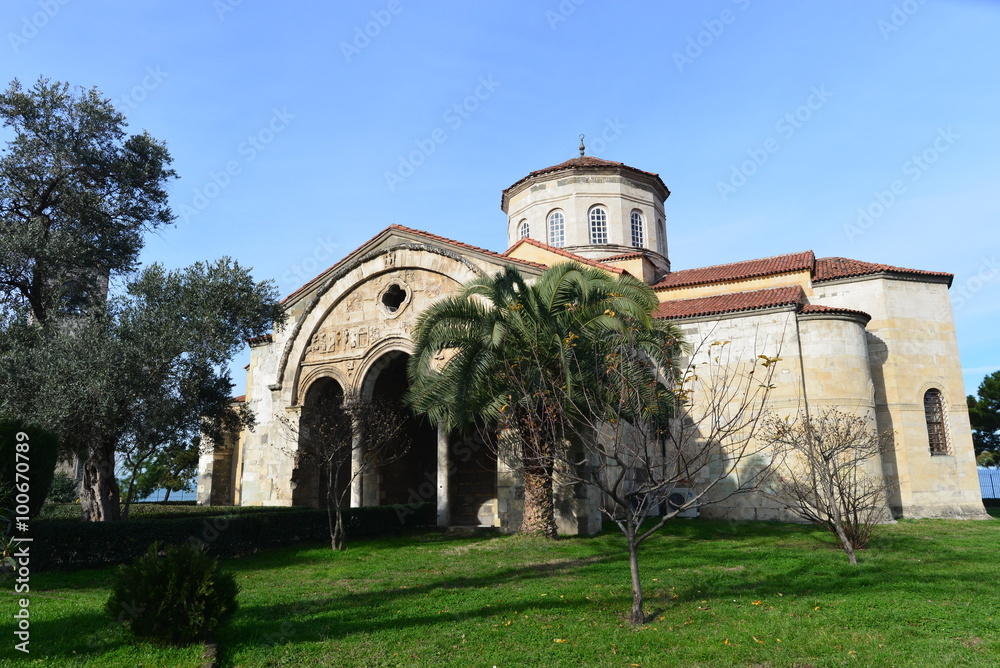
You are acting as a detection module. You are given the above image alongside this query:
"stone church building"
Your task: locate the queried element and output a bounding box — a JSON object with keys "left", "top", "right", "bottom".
{"left": 197, "top": 152, "right": 987, "bottom": 530}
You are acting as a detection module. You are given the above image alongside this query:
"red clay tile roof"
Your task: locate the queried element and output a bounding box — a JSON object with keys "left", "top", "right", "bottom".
{"left": 653, "top": 251, "right": 815, "bottom": 290}
{"left": 654, "top": 286, "right": 805, "bottom": 320}
{"left": 231, "top": 395, "right": 246, "bottom": 403}
{"left": 798, "top": 303, "right": 871, "bottom": 322}
{"left": 523, "top": 156, "right": 663, "bottom": 181}
{"left": 390, "top": 225, "right": 547, "bottom": 270}
{"left": 502, "top": 156, "right": 669, "bottom": 209}
{"left": 282, "top": 225, "right": 547, "bottom": 303}
{"left": 503, "top": 237, "right": 626, "bottom": 274}
{"left": 601, "top": 251, "right": 648, "bottom": 262}
{"left": 814, "top": 257, "right": 953, "bottom": 285}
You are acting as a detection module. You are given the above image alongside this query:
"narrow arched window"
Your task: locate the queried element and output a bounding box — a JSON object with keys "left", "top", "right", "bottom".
{"left": 630, "top": 210, "right": 644, "bottom": 248}
{"left": 547, "top": 210, "right": 565, "bottom": 247}
{"left": 518, "top": 220, "right": 529, "bottom": 239}
{"left": 589, "top": 206, "right": 608, "bottom": 244}
{"left": 924, "top": 389, "right": 950, "bottom": 455}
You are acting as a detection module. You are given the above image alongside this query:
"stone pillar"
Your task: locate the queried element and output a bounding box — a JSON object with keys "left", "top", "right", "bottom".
{"left": 350, "top": 424, "right": 363, "bottom": 508}
{"left": 196, "top": 449, "right": 214, "bottom": 506}
{"left": 437, "top": 422, "right": 450, "bottom": 526}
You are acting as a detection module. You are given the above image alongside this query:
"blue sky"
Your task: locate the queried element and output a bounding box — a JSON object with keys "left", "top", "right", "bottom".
{"left": 4, "top": 0, "right": 998, "bottom": 395}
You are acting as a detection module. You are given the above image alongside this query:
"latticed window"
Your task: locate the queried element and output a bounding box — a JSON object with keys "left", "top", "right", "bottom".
{"left": 547, "top": 210, "right": 565, "bottom": 247}
{"left": 924, "top": 389, "right": 949, "bottom": 455}
{"left": 589, "top": 206, "right": 608, "bottom": 244}
{"left": 630, "top": 210, "right": 644, "bottom": 248}
{"left": 518, "top": 220, "right": 529, "bottom": 239}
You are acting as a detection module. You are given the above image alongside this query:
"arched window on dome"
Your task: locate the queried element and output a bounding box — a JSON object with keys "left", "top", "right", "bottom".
{"left": 547, "top": 210, "right": 565, "bottom": 247}
{"left": 589, "top": 206, "right": 608, "bottom": 244}
{"left": 923, "top": 388, "right": 950, "bottom": 455}
{"left": 630, "top": 210, "right": 644, "bottom": 248}
{"left": 518, "top": 220, "right": 529, "bottom": 240}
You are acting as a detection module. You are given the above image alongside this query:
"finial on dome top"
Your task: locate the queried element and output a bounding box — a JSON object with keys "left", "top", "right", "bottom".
{"left": 579, "top": 134, "right": 585, "bottom": 157}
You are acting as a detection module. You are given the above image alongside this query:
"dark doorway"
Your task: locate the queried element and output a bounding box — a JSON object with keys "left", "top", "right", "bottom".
{"left": 293, "top": 377, "right": 349, "bottom": 508}
{"left": 368, "top": 353, "right": 437, "bottom": 506}
{"left": 450, "top": 430, "right": 498, "bottom": 526}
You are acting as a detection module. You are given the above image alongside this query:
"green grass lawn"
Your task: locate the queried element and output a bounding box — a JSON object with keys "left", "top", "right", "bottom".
{"left": 3, "top": 516, "right": 999, "bottom": 667}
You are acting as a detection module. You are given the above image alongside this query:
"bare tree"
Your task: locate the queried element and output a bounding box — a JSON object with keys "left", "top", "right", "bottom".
{"left": 499, "top": 332, "right": 784, "bottom": 625}
{"left": 760, "top": 408, "right": 894, "bottom": 564}
{"left": 279, "top": 390, "right": 410, "bottom": 551}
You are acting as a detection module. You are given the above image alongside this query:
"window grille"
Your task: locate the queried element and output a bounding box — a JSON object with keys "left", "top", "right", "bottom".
{"left": 924, "top": 389, "right": 949, "bottom": 455}
{"left": 630, "top": 210, "right": 644, "bottom": 247}
{"left": 589, "top": 206, "right": 608, "bottom": 244}
{"left": 547, "top": 210, "right": 565, "bottom": 247}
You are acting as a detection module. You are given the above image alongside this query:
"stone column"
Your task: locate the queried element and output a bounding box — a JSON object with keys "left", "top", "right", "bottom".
{"left": 437, "top": 422, "right": 450, "bottom": 526}
{"left": 350, "top": 422, "right": 363, "bottom": 508}
{"left": 195, "top": 449, "right": 214, "bottom": 506}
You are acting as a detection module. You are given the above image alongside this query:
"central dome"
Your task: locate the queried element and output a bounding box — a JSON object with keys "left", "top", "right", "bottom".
{"left": 501, "top": 155, "right": 670, "bottom": 273}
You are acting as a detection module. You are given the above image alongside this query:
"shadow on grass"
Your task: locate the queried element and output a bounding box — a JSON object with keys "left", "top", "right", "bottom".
{"left": 18, "top": 517, "right": 997, "bottom": 665}
{"left": 215, "top": 552, "right": 614, "bottom": 666}
{"left": 5, "top": 608, "right": 201, "bottom": 665}
{"left": 212, "top": 519, "right": 989, "bottom": 665}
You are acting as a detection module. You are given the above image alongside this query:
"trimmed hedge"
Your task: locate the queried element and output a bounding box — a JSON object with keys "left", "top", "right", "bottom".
{"left": 33, "top": 503, "right": 436, "bottom": 571}
{"left": 38, "top": 502, "right": 291, "bottom": 521}
{"left": 0, "top": 418, "right": 60, "bottom": 519}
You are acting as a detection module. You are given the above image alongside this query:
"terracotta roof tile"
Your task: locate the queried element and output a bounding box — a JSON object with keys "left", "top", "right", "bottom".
{"left": 653, "top": 251, "right": 815, "bottom": 290}
{"left": 601, "top": 251, "right": 647, "bottom": 262}
{"left": 798, "top": 303, "right": 872, "bottom": 322}
{"left": 231, "top": 395, "right": 246, "bottom": 403}
{"left": 653, "top": 286, "right": 805, "bottom": 320}
{"left": 247, "top": 334, "right": 273, "bottom": 346}
{"left": 282, "top": 225, "right": 547, "bottom": 303}
{"left": 814, "top": 257, "right": 953, "bottom": 284}
{"left": 503, "top": 238, "right": 626, "bottom": 274}
{"left": 389, "top": 225, "right": 547, "bottom": 270}
{"left": 520, "top": 156, "right": 663, "bottom": 182}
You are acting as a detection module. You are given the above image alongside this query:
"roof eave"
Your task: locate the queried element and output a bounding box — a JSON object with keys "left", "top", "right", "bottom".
{"left": 501, "top": 164, "right": 670, "bottom": 212}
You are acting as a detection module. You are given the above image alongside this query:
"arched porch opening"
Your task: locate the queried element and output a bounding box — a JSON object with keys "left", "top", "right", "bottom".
{"left": 292, "top": 376, "right": 349, "bottom": 508}
{"left": 362, "top": 351, "right": 438, "bottom": 507}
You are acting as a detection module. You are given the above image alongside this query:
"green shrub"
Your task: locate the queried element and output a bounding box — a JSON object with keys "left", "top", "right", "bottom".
{"left": 46, "top": 471, "right": 79, "bottom": 503}
{"left": 105, "top": 541, "right": 238, "bottom": 645}
{"left": 0, "top": 418, "right": 60, "bottom": 519}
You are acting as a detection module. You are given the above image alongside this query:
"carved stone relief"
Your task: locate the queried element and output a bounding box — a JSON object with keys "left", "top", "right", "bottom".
{"left": 301, "top": 268, "right": 459, "bottom": 366}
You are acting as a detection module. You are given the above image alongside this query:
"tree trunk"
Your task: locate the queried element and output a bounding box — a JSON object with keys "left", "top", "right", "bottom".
{"left": 334, "top": 506, "right": 345, "bottom": 551}
{"left": 120, "top": 475, "right": 137, "bottom": 520}
{"left": 327, "top": 468, "right": 346, "bottom": 551}
{"left": 833, "top": 521, "right": 857, "bottom": 565}
{"left": 822, "top": 465, "right": 857, "bottom": 565}
{"left": 520, "top": 464, "right": 557, "bottom": 538}
{"left": 80, "top": 446, "right": 121, "bottom": 522}
{"left": 163, "top": 487, "right": 171, "bottom": 502}
{"left": 627, "top": 527, "right": 646, "bottom": 625}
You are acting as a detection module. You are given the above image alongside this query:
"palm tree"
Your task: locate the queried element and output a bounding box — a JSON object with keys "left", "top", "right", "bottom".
{"left": 406, "top": 262, "right": 683, "bottom": 537}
